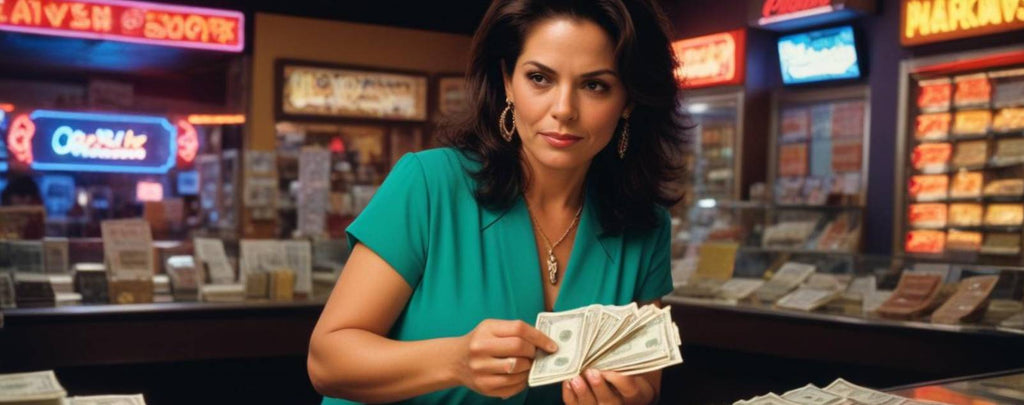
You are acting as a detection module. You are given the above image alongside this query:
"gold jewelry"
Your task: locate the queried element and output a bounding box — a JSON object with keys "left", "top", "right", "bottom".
{"left": 617, "top": 115, "right": 630, "bottom": 159}
{"left": 525, "top": 198, "right": 584, "bottom": 285}
{"left": 499, "top": 100, "right": 515, "bottom": 142}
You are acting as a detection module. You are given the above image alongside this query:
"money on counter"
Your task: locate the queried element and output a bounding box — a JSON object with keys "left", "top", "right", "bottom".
{"left": 756, "top": 262, "right": 816, "bottom": 302}
{"left": 824, "top": 378, "right": 902, "bottom": 405}
{"left": 775, "top": 288, "right": 839, "bottom": 312}
{"left": 719, "top": 278, "right": 765, "bottom": 301}
{"left": 528, "top": 303, "right": 682, "bottom": 387}
{"left": 781, "top": 384, "right": 844, "bottom": 405}
{"left": 69, "top": 394, "right": 147, "bottom": 405}
{"left": 734, "top": 378, "right": 959, "bottom": 405}
{"left": 0, "top": 370, "right": 66, "bottom": 405}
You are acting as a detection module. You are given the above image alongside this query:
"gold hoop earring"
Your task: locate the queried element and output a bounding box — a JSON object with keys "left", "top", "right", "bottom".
{"left": 499, "top": 100, "right": 515, "bottom": 142}
{"left": 617, "top": 117, "right": 630, "bottom": 159}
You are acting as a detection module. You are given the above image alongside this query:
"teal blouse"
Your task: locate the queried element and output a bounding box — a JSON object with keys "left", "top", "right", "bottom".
{"left": 323, "top": 148, "right": 673, "bottom": 405}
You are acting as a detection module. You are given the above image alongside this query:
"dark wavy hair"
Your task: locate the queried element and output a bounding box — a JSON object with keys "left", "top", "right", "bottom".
{"left": 439, "top": 0, "right": 688, "bottom": 235}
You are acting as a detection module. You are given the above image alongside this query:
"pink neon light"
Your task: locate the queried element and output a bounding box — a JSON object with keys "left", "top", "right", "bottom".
{"left": 136, "top": 181, "right": 164, "bottom": 202}
{"left": 0, "top": 0, "right": 244, "bottom": 53}
{"left": 176, "top": 119, "right": 198, "bottom": 165}
{"left": 8, "top": 114, "right": 35, "bottom": 165}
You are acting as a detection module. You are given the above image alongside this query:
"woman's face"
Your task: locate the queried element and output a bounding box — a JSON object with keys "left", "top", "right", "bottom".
{"left": 504, "top": 17, "right": 629, "bottom": 172}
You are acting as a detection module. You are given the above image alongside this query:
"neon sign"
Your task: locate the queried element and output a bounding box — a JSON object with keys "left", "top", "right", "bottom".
{"left": 901, "top": 0, "right": 1024, "bottom": 46}
{"left": 175, "top": 119, "right": 197, "bottom": 165}
{"left": 778, "top": 25, "right": 862, "bottom": 85}
{"left": 672, "top": 30, "right": 746, "bottom": 89}
{"left": 6, "top": 110, "right": 176, "bottom": 173}
{"left": 0, "top": 0, "right": 244, "bottom": 53}
{"left": 136, "top": 180, "right": 163, "bottom": 202}
{"left": 762, "top": 0, "right": 832, "bottom": 19}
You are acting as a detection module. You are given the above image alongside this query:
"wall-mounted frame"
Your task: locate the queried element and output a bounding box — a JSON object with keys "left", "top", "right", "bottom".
{"left": 275, "top": 59, "right": 429, "bottom": 123}
{"left": 434, "top": 73, "right": 468, "bottom": 118}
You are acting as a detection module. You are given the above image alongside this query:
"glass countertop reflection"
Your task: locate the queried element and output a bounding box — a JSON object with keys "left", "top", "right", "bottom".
{"left": 887, "top": 369, "right": 1024, "bottom": 405}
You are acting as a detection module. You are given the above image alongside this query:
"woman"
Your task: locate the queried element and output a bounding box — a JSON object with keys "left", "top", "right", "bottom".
{"left": 308, "top": 0, "right": 686, "bottom": 403}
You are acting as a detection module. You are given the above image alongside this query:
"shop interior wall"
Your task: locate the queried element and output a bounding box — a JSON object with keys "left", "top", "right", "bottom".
{"left": 246, "top": 13, "right": 472, "bottom": 237}
{"left": 665, "top": 0, "right": 1024, "bottom": 255}
{"left": 248, "top": 13, "right": 473, "bottom": 151}
{"left": 662, "top": 0, "right": 777, "bottom": 201}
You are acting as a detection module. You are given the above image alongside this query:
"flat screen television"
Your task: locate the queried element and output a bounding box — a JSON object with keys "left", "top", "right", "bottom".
{"left": 778, "top": 25, "right": 862, "bottom": 85}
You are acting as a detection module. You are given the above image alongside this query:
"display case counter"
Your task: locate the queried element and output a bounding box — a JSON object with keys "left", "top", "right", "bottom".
{"left": 0, "top": 300, "right": 324, "bottom": 372}
{"left": 664, "top": 294, "right": 1024, "bottom": 376}
{"left": 887, "top": 368, "right": 1024, "bottom": 404}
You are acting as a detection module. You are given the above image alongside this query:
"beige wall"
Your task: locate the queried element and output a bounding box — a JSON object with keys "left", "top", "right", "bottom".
{"left": 249, "top": 13, "right": 473, "bottom": 150}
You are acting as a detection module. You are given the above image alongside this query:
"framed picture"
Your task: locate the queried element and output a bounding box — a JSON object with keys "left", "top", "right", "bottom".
{"left": 435, "top": 74, "right": 469, "bottom": 117}
{"left": 276, "top": 59, "right": 429, "bottom": 123}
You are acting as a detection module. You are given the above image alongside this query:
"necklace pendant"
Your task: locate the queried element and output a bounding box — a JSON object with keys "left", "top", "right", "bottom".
{"left": 547, "top": 251, "right": 558, "bottom": 285}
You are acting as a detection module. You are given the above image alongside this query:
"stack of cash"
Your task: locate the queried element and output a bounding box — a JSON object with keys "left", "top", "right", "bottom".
{"left": 528, "top": 303, "right": 682, "bottom": 387}
{"left": 68, "top": 394, "right": 147, "bottom": 405}
{"left": 755, "top": 262, "right": 816, "bottom": 302}
{"left": 199, "top": 283, "right": 246, "bottom": 302}
{"left": 733, "top": 378, "right": 952, "bottom": 405}
{"left": 0, "top": 370, "right": 66, "bottom": 405}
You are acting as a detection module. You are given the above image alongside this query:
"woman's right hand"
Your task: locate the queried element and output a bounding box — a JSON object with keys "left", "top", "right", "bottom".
{"left": 454, "top": 319, "right": 560, "bottom": 399}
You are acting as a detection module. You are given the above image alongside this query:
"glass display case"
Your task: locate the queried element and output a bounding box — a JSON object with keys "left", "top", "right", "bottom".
{"left": 888, "top": 369, "right": 1024, "bottom": 405}
{"left": 670, "top": 223, "right": 1024, "bottom": 336}
{"left": 896, "top": 45, "right": 1024, "bottom": 267}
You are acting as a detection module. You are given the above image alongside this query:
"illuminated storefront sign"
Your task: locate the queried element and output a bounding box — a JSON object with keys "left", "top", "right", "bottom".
{"left": 175, "top": 119, "right": 197, "bottom": 165}
{"left": 778, "top": 25, "right": 862, "bottom": 85}
{"left": 0, "top": 0, "right": 244, "bottom": 52}
{"left": 6, "top": 110, "right": 177, "bottom": 173}
{"left": 186, "top": 114, "right": 245, "bottom": 125}
{"left": 136, "top": 180, "right": 163, "bottom": 202}
{"left": 750, "top": 0, "right": 875, "bottom": 30}
{"left": 901, "top": 0, "right": 1024, "bottom": 46}
{"left": 760, "top": 0, "right": 833, "bottom": 24}
{"left": 672, "top": 30, "right": 746, "bottom": 89}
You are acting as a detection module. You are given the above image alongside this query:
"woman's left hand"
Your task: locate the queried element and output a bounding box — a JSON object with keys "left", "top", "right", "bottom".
{"left": 562, "top": 369, "right": 655, "bottom": 405}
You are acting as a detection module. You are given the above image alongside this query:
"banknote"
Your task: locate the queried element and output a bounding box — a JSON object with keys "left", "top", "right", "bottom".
{"left": 528, "top": 304, "right": 682, "bottom": 386}
{"left": 0, "top": 370, "right": 66, "bottom": 403}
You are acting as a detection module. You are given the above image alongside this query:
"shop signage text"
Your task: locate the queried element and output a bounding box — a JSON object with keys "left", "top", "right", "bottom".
{"left": 902, "top": 0, "right": 1024, "bottom": 46}
{"left": 6, "top": 110, "right": 177, "bottom": 173}
{"left": 0, "top": 0, "right": 244, "bottom": 52}
{"left": 672, "top": 30, "right": 746, "bottom": 89}
{"left": 762, "top": 0, "right": 832, "bottom": 18}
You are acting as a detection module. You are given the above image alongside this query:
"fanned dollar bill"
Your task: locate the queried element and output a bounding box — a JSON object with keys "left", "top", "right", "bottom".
{"left": 0, "top": 370, "right": 66, "bottom": 404}
{"left": 528, "top": 304, "right": 683, "bottom": 387}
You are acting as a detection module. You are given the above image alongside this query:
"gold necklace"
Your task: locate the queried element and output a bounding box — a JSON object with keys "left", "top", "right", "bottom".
{"left": 525, "top": 199, "right": 584, "bottom": 285}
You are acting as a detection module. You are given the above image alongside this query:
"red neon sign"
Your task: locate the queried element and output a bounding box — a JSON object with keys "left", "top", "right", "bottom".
{"left": 762, "top": 0, "right": 832, "bottom": 18}
{"left": 176, "top": 119, "right": 197, "bottom": 165}
{"left": 672, "top": 30, "right": 746, "bottom": 89}
{"left": 0, "top": 0, "right": 244, "bottom": 53}
{"left": 7, "top": 113, "right": 34, "bottom": 165}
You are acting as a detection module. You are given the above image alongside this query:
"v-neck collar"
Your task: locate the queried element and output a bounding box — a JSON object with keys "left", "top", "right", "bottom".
{"left": 483, "top": 185, "right": 624, "bottom": 314}
{"left": 480, "top": 185, "right": 622, "bottom": 267}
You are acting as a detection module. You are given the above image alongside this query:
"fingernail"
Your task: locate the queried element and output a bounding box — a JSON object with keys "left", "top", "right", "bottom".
{"left": 571, "top": 376, "right": 583, "bottom": 389}
{"left": 586, "top": 369, "right": 601, "bottom": 382}
{"left": 549, "top": 343, "right": 559, "bottom": 352}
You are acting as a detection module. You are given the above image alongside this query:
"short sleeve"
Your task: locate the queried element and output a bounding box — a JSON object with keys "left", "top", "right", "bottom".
{"left": 346, "top": 153, "right": 430, "bottom": 288}
{"left": 635, "top": 208, "right": 673, "bottom": 302}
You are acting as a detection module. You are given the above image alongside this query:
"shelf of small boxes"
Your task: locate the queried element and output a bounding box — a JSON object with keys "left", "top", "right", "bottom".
{"left": 670, "top": 262, "right": 1024, "bottom": 336}
{"left": 906, "top": 69, "right": 1024, "bottom": 260}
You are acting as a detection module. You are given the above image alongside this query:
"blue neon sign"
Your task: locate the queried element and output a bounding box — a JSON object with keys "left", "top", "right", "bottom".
{"left": 0, "top": 109, "right": 8, "bottom": 163}
{"left": 778, "top": 25, "right": 862, "bottom": 85}
{"left": 27, "top": 110, "right": 177, "bottom": 174}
